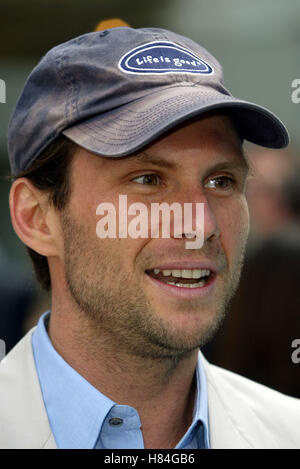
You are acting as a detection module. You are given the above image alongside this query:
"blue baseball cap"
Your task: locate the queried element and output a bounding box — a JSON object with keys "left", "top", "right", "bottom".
{"left": 8, "top": 25, "right": 289, "bottom": 175}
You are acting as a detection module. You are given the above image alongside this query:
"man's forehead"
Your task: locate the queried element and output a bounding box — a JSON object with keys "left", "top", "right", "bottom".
{"left": 127, "top": 148, "right": 249, "bottom": 175}
{"left": 118, "top": 114, "right": 248, "bottom": 170}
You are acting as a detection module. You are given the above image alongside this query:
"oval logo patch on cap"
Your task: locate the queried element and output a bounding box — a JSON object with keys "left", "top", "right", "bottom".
{"left": 118, "top": 41, "right": 214, "bottom": 75}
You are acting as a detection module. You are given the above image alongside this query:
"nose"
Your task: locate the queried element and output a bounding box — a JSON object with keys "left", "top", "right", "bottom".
{"left": 170, "top": 184, "right": 220, "bottom": 246}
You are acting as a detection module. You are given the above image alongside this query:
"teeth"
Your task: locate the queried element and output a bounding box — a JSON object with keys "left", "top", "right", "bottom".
{"left": 193, "top": 269, "right": 206, "bottom": 279}
{"left": 181, "top": 269, "right": 193, "bottom": 279}
{"left": 162, "top": 270, "right": 172, "bottom": 276}
{"left": 168, "top": 280, "right": 206, "bottom": 288}
{"left": 172, "top": 269, "right": 182, "bottom": 277}
{"left": 151, "top": 268, "right": 211, "bottom": 279}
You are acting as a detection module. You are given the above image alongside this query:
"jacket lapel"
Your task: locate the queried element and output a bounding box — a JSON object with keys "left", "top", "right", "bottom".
{"left": 0, "top": 328, "right": 57, "bottom": 449}
{"left": 201, "top": 352, "right": 278, "bottom": 449}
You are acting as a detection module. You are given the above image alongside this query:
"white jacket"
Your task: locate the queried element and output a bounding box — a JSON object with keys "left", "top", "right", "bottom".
{"left": 0, "top": 328, "right": 299, "bottom": 449}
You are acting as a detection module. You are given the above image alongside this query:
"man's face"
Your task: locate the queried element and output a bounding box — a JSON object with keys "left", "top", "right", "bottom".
{"left": 58, "top": 114, "right": 249, "bottom": 359}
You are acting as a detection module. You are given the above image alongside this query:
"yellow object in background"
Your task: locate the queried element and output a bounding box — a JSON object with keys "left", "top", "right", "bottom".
{"left": 94, "top": 19, "right": 130, "bottom": 32}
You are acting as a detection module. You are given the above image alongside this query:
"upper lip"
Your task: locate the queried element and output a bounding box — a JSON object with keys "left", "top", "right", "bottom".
{"left": 145, "top": 260, "right": 218, "bottom": 272}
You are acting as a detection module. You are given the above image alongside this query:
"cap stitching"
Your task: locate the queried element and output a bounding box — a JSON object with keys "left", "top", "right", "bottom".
{"left": 55, "top": 51, "right": 79, "bottom": 125}
{"left": 68, "top": 94, "right": 237, "bottom": 144}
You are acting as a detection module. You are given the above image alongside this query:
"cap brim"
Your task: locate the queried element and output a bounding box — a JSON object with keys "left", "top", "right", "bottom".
{"left": 63, "top": 85, "right": 289, "bottom": 157}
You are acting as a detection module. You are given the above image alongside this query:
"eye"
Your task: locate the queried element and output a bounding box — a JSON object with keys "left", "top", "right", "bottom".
{"left": 204, "top": 175, "right": 235, "bottom": 191}
{"left": 132, "top": 174, "right": 161, "bottom": 186}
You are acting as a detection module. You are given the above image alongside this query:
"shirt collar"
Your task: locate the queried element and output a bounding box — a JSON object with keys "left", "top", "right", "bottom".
{"left": 175, "top": 343, "right": 210, "bottom": 449}
{"left": 32, "top": 311, "right": 210, "bottom": 449}
{"left": 32, "top": 311, "right": 115, "bottom": 449}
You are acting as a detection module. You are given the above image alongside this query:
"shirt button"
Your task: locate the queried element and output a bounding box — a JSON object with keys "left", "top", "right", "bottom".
{"left": 109, "top": 417, "right": 124, "bottom": 426}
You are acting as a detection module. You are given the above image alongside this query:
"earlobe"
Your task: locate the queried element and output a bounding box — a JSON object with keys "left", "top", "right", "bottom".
{"left": 9, "top": 178, "right": 58, "bottom": 257}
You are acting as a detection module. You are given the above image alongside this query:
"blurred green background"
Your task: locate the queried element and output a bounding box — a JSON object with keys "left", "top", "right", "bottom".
{"left": 0, "top": 0, "right": 300, "bottom": 262}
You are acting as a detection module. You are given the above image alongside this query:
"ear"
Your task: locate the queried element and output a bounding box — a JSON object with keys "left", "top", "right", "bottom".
{"left": 9, "top": 178, "right": 61, "bottom": 257}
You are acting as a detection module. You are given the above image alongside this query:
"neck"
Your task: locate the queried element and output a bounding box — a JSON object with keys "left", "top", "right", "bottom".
{"left": 48, "top": 303, "right": 199, "bottom": 448}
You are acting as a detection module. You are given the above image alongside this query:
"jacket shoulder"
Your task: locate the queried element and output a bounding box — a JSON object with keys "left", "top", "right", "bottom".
{"left": 204, "top": 359, "right": 300, "bottom": 448}
{"left": 0, "top": 329, "right": 55, "bottom": 449}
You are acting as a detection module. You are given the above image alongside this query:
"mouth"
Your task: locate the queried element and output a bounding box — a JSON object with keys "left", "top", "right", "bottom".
{"left": 145, "top": 268, "right": 214, "bottom": 289}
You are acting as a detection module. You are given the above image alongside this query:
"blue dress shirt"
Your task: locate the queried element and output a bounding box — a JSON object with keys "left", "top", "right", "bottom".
{"left": 32, "top": 311, "right": 210, "bottom": 449}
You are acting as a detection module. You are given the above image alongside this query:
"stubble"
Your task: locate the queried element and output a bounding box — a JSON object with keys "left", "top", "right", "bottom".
{"left": 61, "top": 210, "right": 246, "bottom": 361}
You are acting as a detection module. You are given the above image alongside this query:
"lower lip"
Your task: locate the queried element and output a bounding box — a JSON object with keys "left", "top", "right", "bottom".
{"left": 145, "top": 273, "right": 216, "bottom": 299}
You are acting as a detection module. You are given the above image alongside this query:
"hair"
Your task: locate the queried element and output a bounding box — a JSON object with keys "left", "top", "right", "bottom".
{"left": 12, "top": 135, "right": 78, "bottom": 291}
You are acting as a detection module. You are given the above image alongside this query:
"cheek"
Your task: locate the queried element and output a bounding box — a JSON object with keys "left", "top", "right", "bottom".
{"left": 217, "top": 197, "right": 250, "bottom": 256}
{"left": 70, "top": 188, "right": 150, "bottom": 270}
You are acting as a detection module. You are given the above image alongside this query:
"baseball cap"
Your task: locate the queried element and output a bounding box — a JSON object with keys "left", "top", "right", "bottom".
{"left": 8, "top": 23, "right": 289, "bottom": 175}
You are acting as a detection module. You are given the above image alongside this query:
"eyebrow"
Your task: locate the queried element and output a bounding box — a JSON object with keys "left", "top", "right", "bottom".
{"left": 203, "top": 156, "right": 250, "bottom": 177}
{"left": 132, "top": 152, "right": 178, "bottom": 170}
{"left": 130, "top": 149, "right": 250, "bottom": 174}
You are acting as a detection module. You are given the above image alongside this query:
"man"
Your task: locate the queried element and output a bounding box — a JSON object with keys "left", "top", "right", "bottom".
{"left": 2, "top": 21, "right": 300, "bottom": 449}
